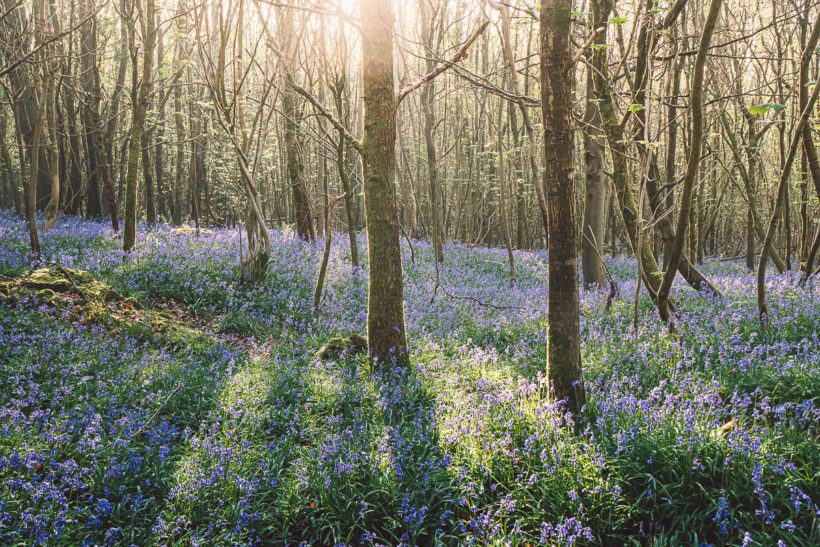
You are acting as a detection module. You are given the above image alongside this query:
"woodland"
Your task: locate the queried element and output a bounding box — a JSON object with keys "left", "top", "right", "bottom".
{"left": 1, "top": 0, "right": 820, "bottom": 544}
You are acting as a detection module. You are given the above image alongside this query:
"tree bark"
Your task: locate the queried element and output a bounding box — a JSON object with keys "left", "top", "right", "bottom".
{"left": 123, "top": 0, "right": 156, "bottom": 251}
{"left": 541, "top": 0, "right": 584, "bottom": 414}
{"left": 582, "top": 67, "right": 607, "bottom": 287}
{"left": 361, "top": 0, "right": 408, "bottom": 363}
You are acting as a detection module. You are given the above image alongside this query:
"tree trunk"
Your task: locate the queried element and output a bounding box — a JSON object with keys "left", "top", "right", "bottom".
{"left": 657, "top": 0, "right": 722, "bottom": 322}
{"left": 541, "top": 0, "right": 584, "bottom": 414}
{"left": 0, "top": 110, "right": 22, "bottom": 212}
{"left": 123, "top": 0, "right": 156, "bottom": 251}
{"left": 490, "top": 0, "right": 549, "bottom": 241}
{"left": 591, "top": 0, "right": 663, "bottom": 298}
{"left": 361, "top": 0, "right": 408, "bottom": 364}
{"left": 173, "top": 65, "right": 185, "bottom": 225}
{"left": 141, "top": 129, "right": 156, "bottom": 224}
{"left": 331, "top": 77, "right": 360, "bottom": 268}
{"left": 760, "top": 11, "right": 820, "bottom": 322}
{"left": 582, "top": 67, "right": 607, "bottom": 287}
{"left": 496, "top": 97, "right": 516, "bottom": 286}
{"left": 420, "top": 0, "right": 444, "bottom": 263}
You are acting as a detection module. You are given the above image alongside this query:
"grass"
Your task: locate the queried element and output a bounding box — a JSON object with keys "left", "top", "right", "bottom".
{"left": 1, "top": 211, "right": 819, "bottom": 545}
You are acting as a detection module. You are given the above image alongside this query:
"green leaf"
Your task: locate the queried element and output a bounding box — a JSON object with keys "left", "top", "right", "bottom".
{"left": 609, "top": 16, "right": 629, "bottom": 25}
{"left": 749, "top": 102, "right": 787, "bottom": 116}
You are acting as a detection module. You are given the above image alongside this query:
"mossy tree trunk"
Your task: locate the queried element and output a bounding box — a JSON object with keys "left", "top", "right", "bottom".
{"left": 541, "top": 0, "right": 584, "bottom": 413}
{"left": 361, "top": 0, "right": 408, "bottom": 364}
{"left": 122, "top": 0, "right": 156, "bottom": 252}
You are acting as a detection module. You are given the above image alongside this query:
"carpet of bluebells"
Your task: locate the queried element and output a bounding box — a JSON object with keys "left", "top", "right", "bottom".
{"left": 1, "top": 209, "right": 819, "bottom": 546}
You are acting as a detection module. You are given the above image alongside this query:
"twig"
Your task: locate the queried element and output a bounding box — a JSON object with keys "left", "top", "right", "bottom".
{"left": 130, "top": 383, "right": 188, "bottom": 440}
{"left": 572, "top": 27, "right": 606, "bottom": 65}
{"left": 397, "top": 20, "right": 490, "bottom": 103}
{"left": 430, "top": 277, "right": 523, "bottom": 311}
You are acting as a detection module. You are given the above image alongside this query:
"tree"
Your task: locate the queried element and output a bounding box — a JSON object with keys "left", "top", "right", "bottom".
{"left": 541, "top": 0, "right": 584, "bottom": 413}
{"left": 122, "top": 0, "right": 157, "bottom": 252}
{"left": 360, "top": 0, "right": 407, "bottom": 362}
{"left": 277, "top": 4, "right": 315, "bottom": 241}
{"left": 419, "top": 0, "right": 444, "bottom": 264}
{"left": 656, "top": 0, "right": 723, "bottom": 322}
{"left": 581, "top": 55, "right": 607, "bottom": 288}
{"left": 79, "top": 0, "right": 118, "bottom": 231}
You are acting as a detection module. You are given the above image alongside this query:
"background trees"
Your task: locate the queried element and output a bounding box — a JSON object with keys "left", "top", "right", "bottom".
{"left": 2, "top": 0, "right": 820, "bottom": 359}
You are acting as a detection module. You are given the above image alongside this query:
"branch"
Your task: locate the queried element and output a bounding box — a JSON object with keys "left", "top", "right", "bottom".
{"left": 661, "top": 0, "right": 689, "bottom": 29}
{"left": 264, "top": 41, "right": 362, "bottom": 154}
{"left": 571, "top": 26, "right": 606, "bottom": 65}
{"left": 397, "top": 20, "right": 489, "bottom": 103}
{"left": 451, "top": 64, "right": 541, "bottom": 107}
{"left": 0, "top": 0, "right": 107, "bottom": 78}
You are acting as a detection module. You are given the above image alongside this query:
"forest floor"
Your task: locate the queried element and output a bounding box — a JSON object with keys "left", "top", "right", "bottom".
{"left": 1, "top": 210, "right": 819, "bottom": 546}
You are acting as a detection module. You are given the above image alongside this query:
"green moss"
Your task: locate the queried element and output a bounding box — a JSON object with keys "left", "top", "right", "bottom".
{"left": 314, "top": 334, "right": 368, "bottom": 360}
{"left": 36, "top": 289, "right": 57, "bottom": 302}
{"left": 24, "top": 268, "right": 120, "bottom": 302}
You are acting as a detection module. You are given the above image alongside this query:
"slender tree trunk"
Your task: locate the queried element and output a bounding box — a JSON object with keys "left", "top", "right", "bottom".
{"left": 799, "top": 8, "right": 820, "bottom": 274}
{"left": 173, "top": 65, "right": 185, "bottom": 225}
{"left": 42, "top": 77, "right": 59, "bottom": 229}
{"left": 490, "top": 0, "right": 549, "bottom": 241}
{"left": 582, "top": 67, "right": 607, "bottom": 287}
{"left": 332, "top": 79, "right": 360, "bottom": 268}
{"left": 282, "top": 77, "right": 315, "bottom": 240}
{"left": 23, "top": 92, "right": 43, "bottom": 256}
{"left": 123, "top": 0, "right": 156, "bottom": 251}
{"left": 496, "top": 97, "right": 516, "bottom": 286}
{"left": 0, "top": 111, "right": 22, "bottom": 213}
{"left": 592, "top": 0, "right": 663, "bottom": 298}
{"left": 657, "top": 0, "right": 722, "bottom": 322}
{"left": 141, "top": 129, "right": 156, "bottom": 224}
{"left": 420, "top": 0, "right": 444, "bottom": 263}
{"left": 79, "top": 0, "right": 116, "bottom": 228}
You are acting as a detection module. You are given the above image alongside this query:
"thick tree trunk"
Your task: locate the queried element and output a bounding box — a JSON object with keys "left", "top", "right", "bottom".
{"left": 541, "top": 0, "right": 584, "bottom": 414}
{"left": 361, "top": 0, "right": 408, "bottom": 364}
